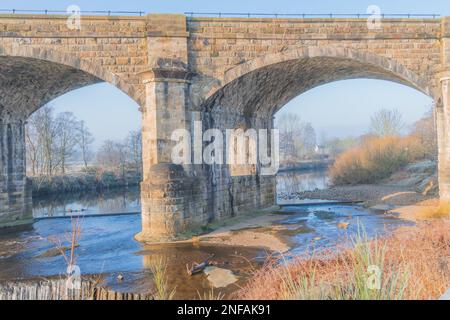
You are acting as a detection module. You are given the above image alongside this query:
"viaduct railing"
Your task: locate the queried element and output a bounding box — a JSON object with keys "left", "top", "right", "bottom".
{"left": 0, "top": 9, "right": 145, "bottom": 16}
{"left": 0, "top": 9, "right": 441, "bottom": 19}
{"left": 184, "top": 12, "right": 441, "bottom": 19}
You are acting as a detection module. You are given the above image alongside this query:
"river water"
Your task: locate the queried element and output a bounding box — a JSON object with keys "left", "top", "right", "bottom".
{"left": 0, "top": 170, "right": 413, "bottom": 299}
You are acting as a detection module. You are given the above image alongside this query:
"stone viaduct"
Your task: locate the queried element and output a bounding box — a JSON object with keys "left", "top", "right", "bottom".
{"left": 0, "top": 13, "right": 449, "bottom": 241}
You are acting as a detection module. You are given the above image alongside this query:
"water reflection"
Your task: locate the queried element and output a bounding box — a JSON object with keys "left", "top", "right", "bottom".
{"left": 136, "top": 244, "right": 265, "bottom": 298}
{"left": 31, "top": 170, "right": 327, "bottom": 219}
{"left": 32, "top": 187, "right": 141, "bottom": 218}
{"left": 0, "top": 201, "right": 413, "bottom": 299}
{"left": 0, "top": 170, "right": 414, "bottom": 299}
{"left": 277, "top": 170, "right": 329, "bottom": 195}
{"left": 275, "top": 204, "right": 413, "bottom": 256}
{"left": 0, "top": 214, "right": 266, "bottom": 299}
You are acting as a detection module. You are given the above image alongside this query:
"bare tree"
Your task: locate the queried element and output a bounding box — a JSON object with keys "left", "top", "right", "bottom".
{"left": 27, "top": 105, "right": 60, "bottom": 176}
{"left": 126, "top": 130, "right": 142, "bottom": 172}
{"left": 410, "top": 108, "right": 437, "bottom": 159}
{"left": 76, "top": 120, "right": 94, "bottom": 168}
{"left": 277, "top": 113, "right": 303, "bottom": 163}
{"left": 27, "top": 104, "right": 139, "bottom": 180}
{"left": 96, "top": 140, "right": 128, "bottom": 179}
{"left": 324, "top": 136, "right": 359, "bottom": 158}
{"left": 26, "top": 105, "right": 95, "bottom": 176}
{"left": 116, "top": 142, "right": 128, "bottom": 179}
{"left": 96, "top": 140, "right": 116, "bottom": 169}
{"left": 301, "top": 123, "right": 317, "bottom": 157}
{"left": 370, "top": 108, "right": 404, "bottom": 137}
{"left": 55, "top": 112, "right": 79, "bottom": 174}
{"left": 276, "top": 113, "right": 317, "bottom": 163}
{"left": 25, "top": 118, "right": 40, "bottom": 176}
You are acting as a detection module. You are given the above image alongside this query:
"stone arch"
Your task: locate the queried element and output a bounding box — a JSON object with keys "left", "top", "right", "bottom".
{"left": 202, "top": 45, "right": 435, "bottom": 117}
{"left": 0, "top": 45, "right": 142, "bottom": 117}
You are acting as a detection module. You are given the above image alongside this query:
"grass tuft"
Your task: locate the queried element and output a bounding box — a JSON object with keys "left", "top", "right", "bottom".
{"left": 197, "top": 287, "right": 225, "bottom": 300}
{"left": 148, "top": 256, "right": 176, "bottom": 300}
{"left": 236, "top": 220, "right": 449, "bottom": 300}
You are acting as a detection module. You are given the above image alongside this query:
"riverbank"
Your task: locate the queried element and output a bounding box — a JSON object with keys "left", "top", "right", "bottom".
{"left": 198, "top": 211, "right": 291, "bottom": 252}
{"left": 279, "top": 159, "right": 333, "bottom": 172}
{"left": 2, "top": 166, "right": 444, "bottom": 300}
{"left": 280, "top": 160, "right": 438, "bottom": 210}
{"left": 30, "top": 170, "right": 141, "bottom": 197}
{"left": 232, "top": 163, "right": 448, "bottom": 300}
{"left": 140, "top": 207, "right": 292, "bottom": 252}
{"left": 155, "top": 162, "right": 437, "bottom": 252}
{"left": 282, "top": 184, "right": 432, "bottom": 207}
{"left": 235, "top": 219, "right": 449, "bottom": 300}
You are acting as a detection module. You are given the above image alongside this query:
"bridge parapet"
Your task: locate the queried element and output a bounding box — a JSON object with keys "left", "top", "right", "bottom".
{"left": 0, "top": 13, "right": 449, "bottom": 239}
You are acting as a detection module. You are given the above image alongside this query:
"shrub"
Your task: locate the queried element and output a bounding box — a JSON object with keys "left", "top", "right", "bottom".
{"left": 30, "top": 168, "right": 141, "bottom": 196}
{"left": 418, "top": 202, "right": 450, "bottom": 219}
{"left": 148, "top": 256, "right": 176, "bottom": 300}
{"left": 329, "top": 135, "right": 425, "bottom": 185}
{"left": 236, "top": 220, "right": 449, "bottom": 300}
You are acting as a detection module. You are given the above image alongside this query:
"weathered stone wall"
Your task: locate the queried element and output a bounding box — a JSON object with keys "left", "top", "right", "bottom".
{"left": 138, "top": 15, "right": 276, "bottom": 240}
{"left": 0, "top": 14, "right": 449, "bottom": 240}
{"left": 0, "top": 110, "right": 31, "bottom": 227}
{"left": 0, "top": 14, "right": 148, "bottom": 112}
{"left": 187, "top": 17, "right": 441, "bottom": 82}
{"left": 435, "top": 18, "right": 450, "bottom": 200}
{"left": 0, "top": 14, "right": 149, "bottom": 229}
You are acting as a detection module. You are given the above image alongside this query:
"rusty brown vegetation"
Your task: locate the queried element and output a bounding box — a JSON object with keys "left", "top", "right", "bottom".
{"left": 329, "top": 135, "right": 427, "bottom": 185}
{"left": 236, "top": 220, "right": 449, "bottom": 300}
{"left": 330, "top": 109, "right": 437, "bottom": 186}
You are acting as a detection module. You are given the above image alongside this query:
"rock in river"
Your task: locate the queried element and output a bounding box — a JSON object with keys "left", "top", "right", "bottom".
{"left": 203, "top": 266, "right": 238, "bottom": 288}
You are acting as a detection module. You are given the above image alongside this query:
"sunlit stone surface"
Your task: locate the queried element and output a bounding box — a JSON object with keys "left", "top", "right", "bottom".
{"left": 0, "top": 14, "right": 449, "bottom": 241}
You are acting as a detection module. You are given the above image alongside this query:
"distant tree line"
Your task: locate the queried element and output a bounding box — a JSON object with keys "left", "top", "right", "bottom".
{"left": 329, "top": 107, "right": 437, "bottom": 185}
{"left": 25, "top": 105, "right": 142, "bottom": 180}
{"left": 276, "top": 113, "right": 317, "bottom": 165}
{"left": 95, "top": 131, "right": 142, "bottom": 179}
{"left": 276, "top": 107, "right": 437, "bottom": 185}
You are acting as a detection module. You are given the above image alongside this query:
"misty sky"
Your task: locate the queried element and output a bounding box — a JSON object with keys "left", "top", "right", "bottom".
{"left": 5, "top": 0, "right": 444, "bottom": 146}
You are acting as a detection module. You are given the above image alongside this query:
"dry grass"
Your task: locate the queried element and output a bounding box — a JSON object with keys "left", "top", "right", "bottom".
{"left": 329, "top": 135, "right": 425, "bottom": 185}
{"left": 48, "top": 217, "right": 82, "bottom": 267}
{"left": 235, "top": 220, "right": 449, "bottom": 300}
{"left": 197, "top": 287, "right": 225, "bottom": 300}
{"left": 148, "top": 256, "right": 176, "bottom": 300}
{"left": 418, "top": 202, "right": 450, "bottom": 219}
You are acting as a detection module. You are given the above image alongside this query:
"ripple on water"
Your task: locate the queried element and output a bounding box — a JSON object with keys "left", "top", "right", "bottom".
{"left": 0, "top": 201, "right": 413, "bottom": 298}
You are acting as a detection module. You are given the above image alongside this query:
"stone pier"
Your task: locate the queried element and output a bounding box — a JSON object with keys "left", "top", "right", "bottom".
{"left": 0, "top": 110, "right": 32, "bottom": 227}
{"left": 0, "top": 13, "right": 449, "bottom": 240}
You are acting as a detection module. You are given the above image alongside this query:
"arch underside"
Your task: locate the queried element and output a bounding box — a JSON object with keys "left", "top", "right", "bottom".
{"left": 0, "top": 56, "right": 102, "bottom": 118}
{"left": 203, "top": 56, "right": 434, "bottom": 118}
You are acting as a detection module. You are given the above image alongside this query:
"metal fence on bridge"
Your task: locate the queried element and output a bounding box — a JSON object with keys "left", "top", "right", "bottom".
{"left": 0, "top": 9, "right": 441, "bottom": 19}
{"left": 184, "top": 12, "right": 441, "bottom": 19}
{"left": 0, "top": 9, "right": 145, "bottom": 16}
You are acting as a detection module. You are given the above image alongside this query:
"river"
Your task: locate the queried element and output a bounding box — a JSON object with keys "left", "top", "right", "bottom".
{"left": 0, "top": 170, "right": 413, "bottom": 299}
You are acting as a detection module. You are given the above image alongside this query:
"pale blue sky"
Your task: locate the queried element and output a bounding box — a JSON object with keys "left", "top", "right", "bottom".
{"left": 1, "top": 0, "right": 449, "bottom": 15}
{"left": 4, "top": 0, "right": 444, "bottom": 146}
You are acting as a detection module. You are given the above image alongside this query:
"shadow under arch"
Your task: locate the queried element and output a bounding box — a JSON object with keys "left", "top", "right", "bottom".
{"left": 202, "top": 45, "right": 436, "bottom": 117}
{"left": 0, "top": 45, "right": 143, "bottom": 117}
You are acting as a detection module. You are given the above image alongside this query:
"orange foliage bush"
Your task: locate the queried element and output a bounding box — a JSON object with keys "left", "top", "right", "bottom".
{"left": 235, "top": 220, "right": 449, "bottom": 300}
{"left": 329, "top": 135, "right": 426, "bottom": 185}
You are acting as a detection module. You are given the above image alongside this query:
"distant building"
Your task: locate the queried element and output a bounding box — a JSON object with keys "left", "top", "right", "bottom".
{"left": 314, "top": 145, "right": 329, "bottom": 158}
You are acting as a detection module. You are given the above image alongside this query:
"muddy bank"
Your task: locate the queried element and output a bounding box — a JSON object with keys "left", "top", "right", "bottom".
{"left": 30, "top": 170, "right": 141, "bottom": 197}
{"left": 0, "top": 276, "right": 153, "bottom": 300}
{"left": 235, "top": 220, "right": 450, "bottom": 300}
{"left": 282, "top": 184, "right": 433, "bottom": 207}
{"left": 280, "top": 160, "right": 437, "bottom": 208}
{"left": 0, "top": 168, "right": 427, "bottom": 299}
{"left": 279, "top": 159, "right": 333, "bottom": 172}
{"left": 198, "top": 212, "right": 291, "bottom": 253}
